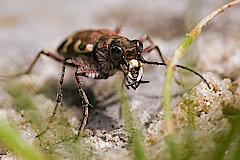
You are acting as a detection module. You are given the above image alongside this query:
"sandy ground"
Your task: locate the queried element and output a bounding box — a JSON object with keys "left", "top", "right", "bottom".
{"left": 0, "top": 0, "right": 240, "bottom": 159}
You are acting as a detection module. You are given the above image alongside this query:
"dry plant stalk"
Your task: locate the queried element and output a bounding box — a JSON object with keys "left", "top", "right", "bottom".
{"left": 169, "top": 0, "right": 240, "bottom": 67}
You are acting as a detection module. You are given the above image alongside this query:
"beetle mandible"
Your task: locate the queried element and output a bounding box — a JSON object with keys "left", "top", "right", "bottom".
{"left": 7, "top": 25, "right": 209, "bottom": 139}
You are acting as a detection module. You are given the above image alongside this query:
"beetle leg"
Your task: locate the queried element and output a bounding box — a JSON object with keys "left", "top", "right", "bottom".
{"left": 23, "top": 50, "right": 65, "bottom": 75}
{"left": 142, "top": 45, "right": 166, "bottom": 63}
{"left": 0, "top": 50, "right": 65, "bottom": 79}
{"left": 115, "top": 23, "right": 124, "bottom": 34}
{"left": 36, "top": 61, "right": 66, "bottom": 139}
{"left": 139, "top": 34, "right": 166, "bottom": 63}
{"left": 75, "top": 70, "right": 91, "bottom": 137}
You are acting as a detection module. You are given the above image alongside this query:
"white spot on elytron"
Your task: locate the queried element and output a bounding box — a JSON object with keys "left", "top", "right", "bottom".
{"left": 62, "top": 37, "right": 73, "bottom": 53}
{"left": 74, "top": 43, "right": 94, "bottom": 53}
{"left": 73, "top": 39, "right": 82, "bottom": 52}
{"left": 85, "top": 44, "right": 94, "bottom": 52}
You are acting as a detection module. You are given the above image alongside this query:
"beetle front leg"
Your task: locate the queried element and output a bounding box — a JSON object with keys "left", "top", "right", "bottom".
{"left": 140, "top": 34, "right": 166, "bottom": 63}
{"left": 36, "top": 61, "right": 66, "bottom": 139}
{"left": 75, "top": 70, "right": 92, "bottom": 138}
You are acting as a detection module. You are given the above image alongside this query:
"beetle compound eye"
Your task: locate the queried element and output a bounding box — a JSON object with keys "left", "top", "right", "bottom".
{"left": 132, "top": 40, "right": 143, "bottom": 53}
{"left": 136, "top": 40, "right": 143, "bottom": 53}
{"left": 111, "top": 46, "right": 123, "bottom": 60}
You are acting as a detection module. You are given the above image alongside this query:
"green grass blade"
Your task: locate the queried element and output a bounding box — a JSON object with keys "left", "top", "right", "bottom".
{"left": 233, "top": 138, "right": 240, "bottom": 160}
{"left": 163, "top": 1, "right": 240, "bottom": 159}
{"left": 117, "top": 81, "right": 147, "bottom": 160}
{"left": 212, "top": 111, "right": 240, "bottom": 160}
{"left": 0, "top": 120, "right": 47, "bottom": 160}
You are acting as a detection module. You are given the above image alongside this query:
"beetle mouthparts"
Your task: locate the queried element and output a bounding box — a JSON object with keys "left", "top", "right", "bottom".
{"left": 125, "top": 79, "right": 150, "bottom": 90}
{"left": 120, "top": 59, "right": 145, "bottom": 89}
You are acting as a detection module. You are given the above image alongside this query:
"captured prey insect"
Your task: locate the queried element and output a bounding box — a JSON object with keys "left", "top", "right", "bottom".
{"left": 2, "top": 25, "right": 210, "bottom": 139}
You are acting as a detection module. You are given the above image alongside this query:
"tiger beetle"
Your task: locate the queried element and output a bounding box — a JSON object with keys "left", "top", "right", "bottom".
{"left": 1, "top": 24, "right": 210, "bottom": 139}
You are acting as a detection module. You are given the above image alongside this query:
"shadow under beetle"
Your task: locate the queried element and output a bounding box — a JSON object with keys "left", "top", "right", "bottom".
{"left": 3, "top": 25, "right": 210, "bottom": 139}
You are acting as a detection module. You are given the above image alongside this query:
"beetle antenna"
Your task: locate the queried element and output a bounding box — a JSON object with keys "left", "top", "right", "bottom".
{"left": 125, "top": 79, "right": 150, "bottom": 89}
{"left": 139, "top": 80, "right": 150, "bottom": 84}
{"left": 125, "top": 81, "right": 137, "bottom": 89}
{"left": 175, "top": 64, "right": 210, "bottom": 89}
{"left": 142, "top": 60, "right": 211, "bottom": 89}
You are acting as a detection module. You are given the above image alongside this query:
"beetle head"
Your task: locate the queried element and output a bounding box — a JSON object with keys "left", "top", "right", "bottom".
{"left": 109, "top": 38, "right": 148, "bottom": 89}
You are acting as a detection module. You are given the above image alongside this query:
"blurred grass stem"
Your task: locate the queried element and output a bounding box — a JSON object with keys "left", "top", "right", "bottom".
{"left": 163, "top": 0, "right": 240, "bottom": 159}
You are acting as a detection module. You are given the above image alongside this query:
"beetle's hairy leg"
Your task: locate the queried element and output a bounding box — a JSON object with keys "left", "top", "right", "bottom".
{"left": 75, "top": 70, "right": 92, "bottom": 138}
{"left": 0, "top": 50, "right": 65, "bottom": 80}
{"left": 26, "top": 50, "right": 65, "bottom": 74}
{"left": 139, "top": 34, "right": 166, "bottom": 64}
{"left": 115, "top": 23, "right": 124, "bottom": 34}
{"left": 36, "top": 62, "right": 66, "bottom": 140}
{"left": 142, "top": 45, "right": 166, "bottom": 64}
{"left": 65, "top": 59, "right": 90, "bottom": 70}
{"left": 139, "top": 34, "right": 155, "bottom": 45}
